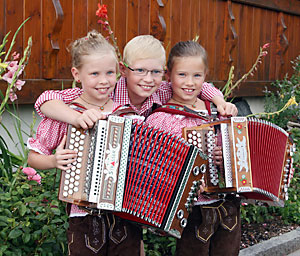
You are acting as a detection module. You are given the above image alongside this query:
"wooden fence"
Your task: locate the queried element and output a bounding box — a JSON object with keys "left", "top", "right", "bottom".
{"left": 0, "top": 0, "right": 299, "bottom": 103}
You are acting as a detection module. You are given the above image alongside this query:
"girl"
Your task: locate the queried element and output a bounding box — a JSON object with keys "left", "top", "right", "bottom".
{"left": 27, "top": 31, "right": 142, "bottom": 256}
{"left": 146, "top": 41, "right": 241, "bottom": 256}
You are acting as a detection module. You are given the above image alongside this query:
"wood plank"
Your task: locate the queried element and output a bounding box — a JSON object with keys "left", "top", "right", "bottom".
{"left": 180, "top": 0, "right": 191, "bottom": 41}
{"left": 23, "top": 0, "right": 42, "bottom": 79}
{"left": 114, "top": 0, "right": 127, "bottom": 57}
{"left": 6, "top": 0, "right": 23, "bottom": 55}
{"left": 56, "top": 0, "right": 73, "bottom": 78}
{"left": 73, "top": 0, "right": 88, "bottom": 41}
{"left": 127, "top": 0, "right": 138, "bottom": 41}
{"left": 231, "top": 0, "right": 300, "bottom": 16}
{"left": 138, "top": 0, "right": 150, "bottom": 35}
{"left": 170, "top": 0, "right": 181, "bottom": 47}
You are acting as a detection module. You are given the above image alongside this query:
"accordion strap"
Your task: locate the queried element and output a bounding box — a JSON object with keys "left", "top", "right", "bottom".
{"left": 152, "top": 101, "right": 213, "bottom": 121}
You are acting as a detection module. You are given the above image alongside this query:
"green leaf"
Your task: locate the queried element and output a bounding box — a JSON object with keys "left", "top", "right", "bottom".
{"left": 22, "top": 232, "right": 31, "bottom": 243}
{"left": 51, "top": 207, "right": 61, "bottom": 215}
{"left": 8, "top": 228, "right": 22, "bottom": 239}
{"left": 18, "top": 204, "right": 27, "bottom": 216}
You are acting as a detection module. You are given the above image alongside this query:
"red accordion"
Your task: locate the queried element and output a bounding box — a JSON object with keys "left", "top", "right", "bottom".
{"left": 59, "top": 116, "right": 207, "bottom": 238}
{"left": 183, "top": 117, "right": 295, "bottom": 206}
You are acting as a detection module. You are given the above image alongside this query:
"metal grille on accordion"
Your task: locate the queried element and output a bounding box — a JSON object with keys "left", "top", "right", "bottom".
{"left": 183, "top": 117, "right": 295, "bottom": 207}
{"left": 59, "top": 116, "right": 208, "bottom": 238}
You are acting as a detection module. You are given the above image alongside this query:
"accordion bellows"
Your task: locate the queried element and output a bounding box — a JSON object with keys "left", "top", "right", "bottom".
{"left": 183, "top": 117, "right": 295, "bottom": 206}
{"left": 59, "top": 116, "right": 207, "bottom": 238}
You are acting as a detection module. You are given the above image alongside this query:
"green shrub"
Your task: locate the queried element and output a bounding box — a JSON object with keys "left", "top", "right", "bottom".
{"left": 0, "top": 168, "right": 68, "bottom": 256}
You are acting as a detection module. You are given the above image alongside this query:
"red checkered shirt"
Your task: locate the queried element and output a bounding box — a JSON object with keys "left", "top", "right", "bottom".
{"left": 35, "top": 77, "right": 223, "bottom": 118}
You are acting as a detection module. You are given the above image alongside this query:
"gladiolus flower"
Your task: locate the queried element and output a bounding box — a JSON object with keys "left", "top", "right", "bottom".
{"left": 23, "top": 167, "right": 37, "bottom": 176}
{"left": 12, "top": 51, "right": 20, "bottom": 60}
{"left": 15, "top": 79, "right": 25, "bottom": 90}
{"left": 96, "top": 4, "right": 108, "bottom": 19}
{"left": 262, "top": 43, "right": 270, "bottom": 49}
{"left": 9, "top": 91, "right": 17, "bottom": 102}
{"left": 261, "top": 51, "right": 268, "bottom": 56}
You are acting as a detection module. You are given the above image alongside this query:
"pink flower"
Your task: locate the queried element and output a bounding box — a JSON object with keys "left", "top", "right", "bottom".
{"left": 262, "top": 43, "right": 270, "bottom": 49}
{"left": 9, "top": 91, "right": 17, "bottom": 102}
{"left": 23, "top": 167, "right": 42, "bottom": 184}
{"left": 23, "top": 167, "right": 37, "bottom": 176}
{"left": 15, "top": 79, "right": 25, "bottom": 90}
{"left": 261, "top": 51, "right": 268, "bottom": 56}
{"left": 29, "top": 174, "right": 42, "bottom": 184}
{"left": 7, "top": 61, "right": 19, "bottom": 72}
{"left": 12, "top": 51, "right": 20, "bottom": 60}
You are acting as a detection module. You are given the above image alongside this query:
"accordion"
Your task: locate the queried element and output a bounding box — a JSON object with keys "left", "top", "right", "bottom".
{"left": 59, "top": 116, "right": 207, "bottom": 238}
{"left": 183, "top": 117, "right": 295, "bottom": 206}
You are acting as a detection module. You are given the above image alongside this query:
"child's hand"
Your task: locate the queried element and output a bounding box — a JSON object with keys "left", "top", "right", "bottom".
{"left": 197, "top": 180, "right": 206, "bottom": 196}
{"left": 217, "top": 102, "right": 238, "bottom": 117}
{"left": 213, "top": 146, "right": 223, "bottom": 167}
{"left": 54, "top": 135, "right": 77, "bottom": 170}
{"left": 74, "top": 109, "right": 107, "bottom": 129}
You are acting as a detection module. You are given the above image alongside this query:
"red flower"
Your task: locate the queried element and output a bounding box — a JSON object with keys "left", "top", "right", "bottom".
{"left": 237, "top": 123, "right": 243, "bottom": 130}
{"left": 96, "top": 4, "right": 108, "bottom": 19}
{"left": 242, "top": 180, "right": 247, "bottom": 185}
{"left": 262, "top": 43, "right": 270, "bottom": 49}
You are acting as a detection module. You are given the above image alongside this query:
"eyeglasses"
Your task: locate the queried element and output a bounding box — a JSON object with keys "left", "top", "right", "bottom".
{"left": 124, "top": 63, "right": 165, "bottom": 77}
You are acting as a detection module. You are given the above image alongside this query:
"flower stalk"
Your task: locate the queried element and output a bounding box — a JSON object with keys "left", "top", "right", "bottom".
{"left": 222, "top": 43, "right": 270, "bottom": 100}
{"left": 247, "top": 96, "right": 298, "bottom": 118}
{"left": 96, "top": 3, "right": 122, "bottom": 62}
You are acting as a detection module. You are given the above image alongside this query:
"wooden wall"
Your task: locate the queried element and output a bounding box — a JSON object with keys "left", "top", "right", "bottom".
{"left": 0, "top": 0, "right": 299, "bottom": 103}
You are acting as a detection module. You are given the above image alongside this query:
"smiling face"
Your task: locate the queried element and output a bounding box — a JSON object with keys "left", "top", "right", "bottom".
{"left": 72, "top": 53, "right": 117, "bottom": 105}
{"left": 168, "top": 56, "right": 207, "bottom": 105}
{"left": 120, "top": 58, "right": 165, "bottom": 107}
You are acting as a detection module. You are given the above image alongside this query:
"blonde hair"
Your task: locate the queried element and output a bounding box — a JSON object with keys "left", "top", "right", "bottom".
{"left": 123, "top": 35, "right": 166, "bottom": 66}
{"left": 70, "top": 30, "right": 118, "bottom": 68}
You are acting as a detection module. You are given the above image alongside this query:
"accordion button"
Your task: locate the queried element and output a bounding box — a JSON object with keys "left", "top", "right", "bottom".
{"left": 188, "top": 133, "right": 192, "bottom": 138}
{"left": 71, "top": 166, "right": 76, "bottom": 171}
{"left": 80, "top": 134, "right": 85, "bottom": 139}
{"left": 77, "top": 163, "right": 82, "bottom": 168}
{"left": 188, "top": 139, "right": 193, "bottom": 144}
{"left": 70, "top": 139, "right": 75, "bottom": 144}
{"left": 63, "top": 192, "right": 68, "bottom": 197}
{"left": 66, "top": 169, "right": 71, "bottom": 174}
{"left": 64, "top": 180, "right": 69, "bottom": 185}
{"left": 74, "top": 142, "right": 79, "bottom": 148}
{"left": 177, "top": 209, "right": 184, "bottom": 219}
{"left": 197, "top": 138, "right": 201, "bottom": 142}
{"left": 77, "top": 157, "right": 82, "bottom": 163}
{"left": 78, "top": 152, "right": 83, "bottom": 157}
{"left": 74, "top": 181, "right": 79, "bottom": 186}
{"left": 197, "top": 143, "right": 202, "bottom": 148}
{"left": 74, "top": 187, "right": 79, "bottom": 192}
{"left": 197, "top": 133, "right": 201, "bottom": 137}
{"left": 192, "top": 131, "right": 196, "bottom": 135}
{"left": 76, "top": 169, "right": 81, "bottom": 174}
{"left": 69, "top": 183, "right": 74, "bottom": 189}
{"left": 69, "top": 145, "right": 74, "bottom": 150}
{"left": 70, "top": 177, "right": 75, "bottom": 183}
{"left": 79, "top": 140, "right": 84, "bottom": 145}
{"left": 71, "top": 172, "right": 75, "bottom": 177}
{"left": 71, "top": 127, "right": 76, "bottom": 133}
{"left": 64, "top": 185, "right": 68, "bottom": 191}
{"left": 75, "top": 136, "right": 80, "bottom": 142}
{"left": 71, "top": 133, "right": 75, "bottom": 138}
{"left": 79, "top": 146, "right": 84, "bottom": 151}
{"left": 65, "top": 174, "right": 70, "bottom": 179}
{"left": 180, "top": 218, "right": 187, "bottom": 228}
{"left": 193, "top": 136, "right": 197, "bottom": 140}
{"left": 68, "top": 189, "right": 74, "bottom": 195}
{"left": 193, "top": 166, "right": 200, "bottom": 176}
{"left": 200, "top": 164, "right": 206, "bottom": 173}
{"left": 75, "top": 131, "right": 81, "bottom": 136}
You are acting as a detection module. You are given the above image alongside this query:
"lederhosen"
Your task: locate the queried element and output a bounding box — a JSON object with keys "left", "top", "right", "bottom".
{"left": 152, "top": 103, "right": 241, "bottom": 256}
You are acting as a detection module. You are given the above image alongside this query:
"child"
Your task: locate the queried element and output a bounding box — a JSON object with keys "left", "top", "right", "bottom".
{"left": 145, "top": 41, "right": 241, "bottom": 256}
{"left": 27, "top": 31, "right": 142, "bottom": 256}
{"left": 33, "top": 35, "right": 237, "bottom": 129}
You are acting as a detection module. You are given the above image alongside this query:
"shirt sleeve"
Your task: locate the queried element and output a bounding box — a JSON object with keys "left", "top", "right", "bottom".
{"left": 34, "top": 88, "right": 83, "bottom": 118}
{"left": 27, "top": 118, "right": 68, "bottom": 155}
{"left": 199, "top": 82, "right": 223, "bottom": 101}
